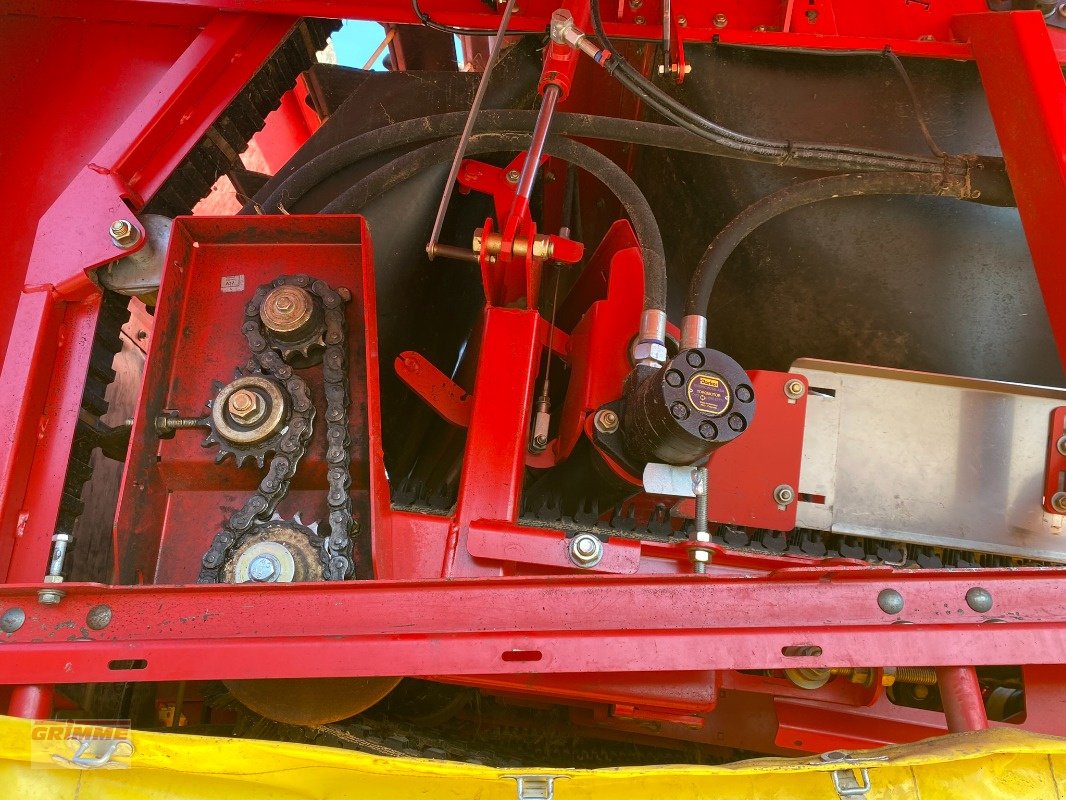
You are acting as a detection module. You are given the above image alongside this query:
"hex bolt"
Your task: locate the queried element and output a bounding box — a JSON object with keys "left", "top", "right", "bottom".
{"left": 505, "top": 169, "right": 521, "bottom": 184}
{"left": 877, "top": 588, "right": 905, "bottom": 615}
{"left": 248, "top": 555, "right": 279, "bottom": 582}
{"left": 595, "top": 409, "right": 620, "bottom": 434}
{"left": 773, "top": 484, "right": 796, "bottom": 506}
{"left": 1053, "top": 491, "right": 1066, "bottom": 514}
{"left": 784, "top": 379, "right": 806, "bottom": 400}
{"left": 0, "top": 607, "right": 25, "bottom": 634}
{"left": 37, "top": 587, "right": 65, "bottom": 606}
{"left": 227, "top": 389, "right": 263, "bottom": 424}
{"left": 690, "top": 467, "right": 711, "bottom": 574}
{"left": 569, "top": 534, "right": 604, "bottom": 568}
{"left": 109, "top": 219, "right": 141, "bottom": 249}
{"left": 965, "top": 587, "right": 993, "bottom": 613}
{"left": 86, "top": 604, "right": 113, "bottom": 631}
{"left": 713, "top": 12, "right": 728, "bottom": 27}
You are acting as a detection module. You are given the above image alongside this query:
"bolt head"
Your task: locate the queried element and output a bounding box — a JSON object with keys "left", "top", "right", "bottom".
{"left": 109, "top": 219, "right": 140, "bottom": 249}
{"left": 595, "top": 409, "right": 619, "bottom": 434}
{"left": 965, "top": 586, "right": 993, "bottom": 613}
{"left": 505, "top": 169, "right": 521, "bottom": 184}
{"left": 1053, "top": 491, "right": 1066, "bottom": 514}
{"left": 784, "top": 379, "right": 806, "bottom": 399}
{"left": 1058, "top": 435, "right": 1066, "bottom": 456}
{"left": 713, "top": 13, "right": 727, "bottom": 27}
{"left": 37, "top": 588, "right": 64, "bottom": 606}
{"left": 260, "top": 285, "right": 314, "bottom": 334}
{"left": 773, "top": 484, "right": 796, "bottom": 506}
{"left": 877, "top": 588, "right": 905, "bottom": 615}
{"left": 569, "top": 534, "right": 604, "bottom": 568}
{"left": 248, "top": 555, "right": 278, "bottom": 582}
{"left": 228, "top": 389, "right": 263, "bottom": 424}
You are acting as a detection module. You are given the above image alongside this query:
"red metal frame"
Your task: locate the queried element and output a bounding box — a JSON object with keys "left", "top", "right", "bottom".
{"left": 3, "top": 0, "right": 1066, "bottom": 755}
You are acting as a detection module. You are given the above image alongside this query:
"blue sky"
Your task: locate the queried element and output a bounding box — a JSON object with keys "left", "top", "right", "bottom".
{"left": 331, "top": 20, "right": 462, "bottom": 70}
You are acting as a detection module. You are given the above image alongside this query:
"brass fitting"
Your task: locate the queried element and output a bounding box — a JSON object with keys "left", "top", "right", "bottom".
{"left": 473, "top": 228, "right": 554, "bottom": 260}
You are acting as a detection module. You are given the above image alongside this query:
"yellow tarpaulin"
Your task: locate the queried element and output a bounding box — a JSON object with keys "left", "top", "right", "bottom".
{"left": 2, "top": 714, "right": 1064, "bottom": 799}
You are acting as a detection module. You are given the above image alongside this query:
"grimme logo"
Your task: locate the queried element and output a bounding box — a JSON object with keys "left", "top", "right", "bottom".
{"left": 30, "top": 720, "right": 134, "bottom": 769}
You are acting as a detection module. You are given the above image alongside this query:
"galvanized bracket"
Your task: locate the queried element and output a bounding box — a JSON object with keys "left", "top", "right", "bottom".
{"left": 503, "top": 774, "right": 570, "bottom": 800}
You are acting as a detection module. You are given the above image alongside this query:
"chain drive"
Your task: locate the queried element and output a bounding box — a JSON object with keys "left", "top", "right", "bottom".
{"left": 198, "top": 274, "right": 357, "bottom": 582}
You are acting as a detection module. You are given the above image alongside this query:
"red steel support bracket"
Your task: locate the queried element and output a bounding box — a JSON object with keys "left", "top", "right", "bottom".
{"left": 1044, "top": 407, "right": 1066, "bottom": 514}
{"left": 0, "top": 568, "right": 1065, "bottom": 684}
{"left": 954, "top": 11, "right": 1066, "bottom": 369}
{"left": 0, "top": 13, "right": 298, "bottom": 584}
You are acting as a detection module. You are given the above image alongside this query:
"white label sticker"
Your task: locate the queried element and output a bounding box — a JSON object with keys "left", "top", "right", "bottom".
{"left": 221, "top": 274, "right": 245, "bottom": 293}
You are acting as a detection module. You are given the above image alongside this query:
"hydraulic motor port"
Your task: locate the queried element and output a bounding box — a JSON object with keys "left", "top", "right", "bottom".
{"left": 621, "top": 348, "right": 755, "bottom": 465}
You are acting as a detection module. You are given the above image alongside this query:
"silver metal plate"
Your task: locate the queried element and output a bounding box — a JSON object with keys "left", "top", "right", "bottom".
{"left": 793, "top": 359, "right": 1066, "bottom": 561}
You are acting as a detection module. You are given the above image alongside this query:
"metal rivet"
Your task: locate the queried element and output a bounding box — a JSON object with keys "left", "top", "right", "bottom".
{"left": 965, "top": 587, "right": 993, "bottom": 613}
{"left": 86, "top": 604, "right": 112, "bottom": 631}
{"left": 0, "top": 607, "right": 25, "bottom": 634}
{"left": 569, "top": 534, "right": 604, "bottom": 568}
{"left": 773, "top": 484, "right": 796, "bottom": 506}
{"left": 877, "top": 588, "right": 904, "bottom": 615}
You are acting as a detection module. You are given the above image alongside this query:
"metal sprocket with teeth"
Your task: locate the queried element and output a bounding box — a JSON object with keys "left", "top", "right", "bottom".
{"left": 200, "top": 372, "right": 313, "bottom": 469}
{"left": 223, "top": 513, "right": 327, "bottom": 583}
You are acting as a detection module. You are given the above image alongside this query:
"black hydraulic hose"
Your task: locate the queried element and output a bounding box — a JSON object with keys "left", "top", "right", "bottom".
{"left": 684, "top": 171, "right": 974, "bottom": 319}
{"left": 320, "top": 131, "right": 668, "bottom": 313}
{"left": 261, "top": 110, "right": 1011, "bottom": 216}
{"left": 587, "top": 0, "right": 975, "bottom": 177}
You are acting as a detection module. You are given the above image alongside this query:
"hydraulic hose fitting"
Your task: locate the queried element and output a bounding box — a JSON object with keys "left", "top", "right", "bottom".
{"left": 550, "top": 9, "right": 606, "bottom": 61}
{"left": 631, "top": 309, "right": 668, "bottom": 368}
{"left": 680, "top": 314, "right": 707, "bottom": 350}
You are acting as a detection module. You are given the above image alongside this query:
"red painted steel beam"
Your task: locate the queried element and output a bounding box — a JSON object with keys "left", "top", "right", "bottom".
{"left": 0, "top": 569, "right": 1064, "bottom": 684}
{"left": 954, "top": 11, "right": 1066, "bottom": 368}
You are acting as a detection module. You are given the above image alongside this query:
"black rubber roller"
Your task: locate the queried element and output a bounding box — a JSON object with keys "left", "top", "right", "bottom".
{"left": 621, "top": 348, "right": 755, "bottom": 466}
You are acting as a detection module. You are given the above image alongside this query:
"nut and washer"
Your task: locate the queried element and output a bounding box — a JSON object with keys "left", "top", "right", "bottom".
{"left": 594, "top": 409, "right": 620, "bottom": 434}
{"left": 569, "top": 533, "right": 604, "bottom": 568}
{"left": 712, "top": 12, "right": 728, "bottom": 27}
{"left": 773, "top": 484, "right": 796, "bottom": 506}
{"left": 211, "top": 375, "right": 289, "bottom": 446}
{"left": 505, "top": 169, "right": 521, "bottom": 184}
{"left": 227, "top": 389, "right": 265, "bottom": 426}
{"left": 109, "top": 219, "right": 141, "bottom": 249}
{"left": 260, "top": 285, "right": 315, "bottom": 336}
{"left": 784, "top": 379, "right": 806, "bottom": 400}
{"left": 1058, "top": 435, "right": 1066, "bottom": 456}
{"left": 1052, "top": 491, "right": 1066, "bottom": 514}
